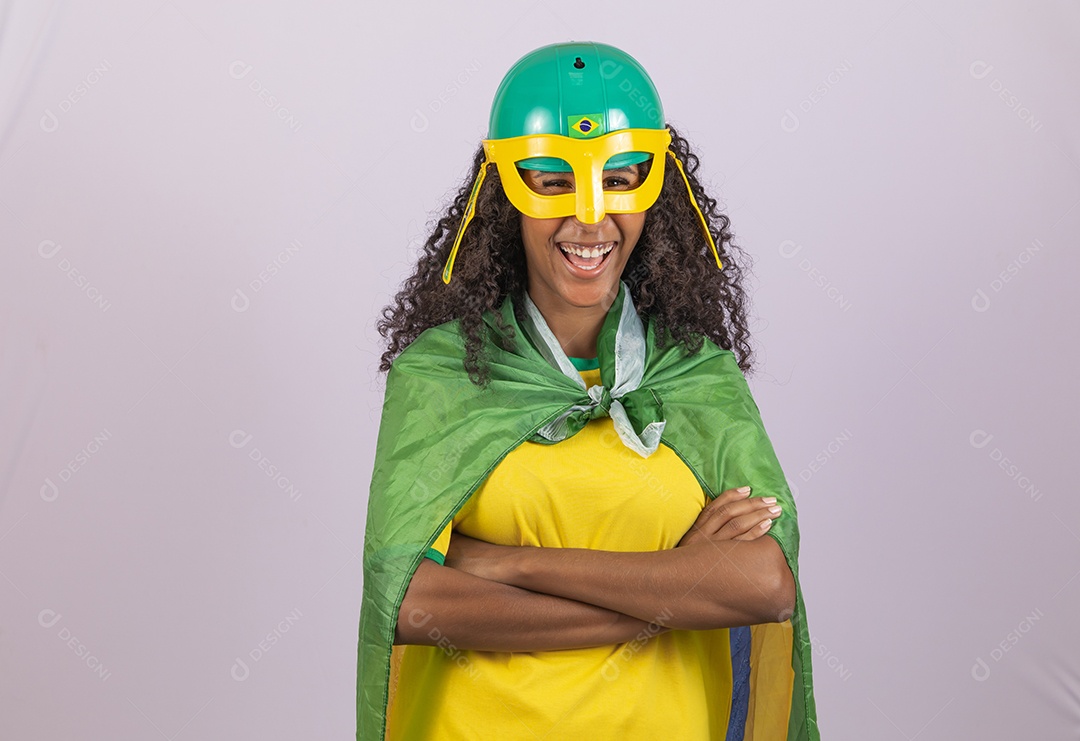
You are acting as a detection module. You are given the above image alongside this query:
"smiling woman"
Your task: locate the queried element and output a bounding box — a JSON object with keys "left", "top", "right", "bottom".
{"left": 358, "top": 40, "right": 820, "bottom": 741}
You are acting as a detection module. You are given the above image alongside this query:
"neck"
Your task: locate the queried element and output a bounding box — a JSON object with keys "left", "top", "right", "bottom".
{"left": 546, "top": 305, "right": 604, "bottom": 358}
{"left": 526, "top": 288, "right": 618, "bottom": 358}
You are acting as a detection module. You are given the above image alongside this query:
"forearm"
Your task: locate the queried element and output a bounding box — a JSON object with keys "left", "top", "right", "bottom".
{"left": 501, "top": 537, "right": 795, "bottom": 630}
{"left": 395, "top": 560, "right": 670, "bottom": 651}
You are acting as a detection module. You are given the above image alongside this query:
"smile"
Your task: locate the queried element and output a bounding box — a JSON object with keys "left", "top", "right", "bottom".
{"left": 557, "top": 241, "right": 615, "bottom": 272}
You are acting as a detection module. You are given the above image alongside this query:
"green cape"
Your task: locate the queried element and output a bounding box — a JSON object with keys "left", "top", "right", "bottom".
{"left": 357, "top": 282, "right": 819, "bottom": 739}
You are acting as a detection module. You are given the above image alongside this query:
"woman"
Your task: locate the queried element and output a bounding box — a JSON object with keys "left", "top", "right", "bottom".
{"left": 357, "top": 41, "right": 819, "bottom": 740}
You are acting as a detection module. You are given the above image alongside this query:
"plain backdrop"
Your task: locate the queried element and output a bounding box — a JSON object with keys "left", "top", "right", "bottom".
{"left": 1, "top": 1, "right": 1078, "bottom": 739}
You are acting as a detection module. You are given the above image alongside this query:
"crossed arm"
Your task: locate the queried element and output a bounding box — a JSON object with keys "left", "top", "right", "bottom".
{"left": 394, "top": 487, "right": 796, "bottom": 651}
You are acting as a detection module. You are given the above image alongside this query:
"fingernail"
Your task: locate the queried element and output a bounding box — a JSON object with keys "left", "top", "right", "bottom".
{"left": 768, "top": 505, "right": 782, "bottom": 515}
{"left": 736, "top": 486, "right": 751, "bottom": 494}
{"left": 762, "top": 497, "right": 777, "bottom": 504}
{"left": 760, "top": 519, "right": 773, "bottom": 529}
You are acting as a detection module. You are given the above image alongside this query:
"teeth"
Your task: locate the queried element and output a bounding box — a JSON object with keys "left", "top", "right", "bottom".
{"left": 558, "top": 242, "right": 614, "bottom": 258}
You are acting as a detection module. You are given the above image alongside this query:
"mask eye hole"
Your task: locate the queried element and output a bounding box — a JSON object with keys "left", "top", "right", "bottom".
{"left": 517, "top": 164, "right": 574, "bottom": 195}
{"left": 600, "top": 154, "right": 651, "bottom": 191}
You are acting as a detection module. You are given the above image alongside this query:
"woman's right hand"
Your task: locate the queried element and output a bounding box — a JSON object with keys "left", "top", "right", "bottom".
{"left": 676, "top": 486, "right": 782, "bottom": 547}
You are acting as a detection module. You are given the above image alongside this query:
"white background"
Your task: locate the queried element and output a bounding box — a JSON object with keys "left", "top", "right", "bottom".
{"left": 1, "top": 1, "right": 1077, "bottom": 738}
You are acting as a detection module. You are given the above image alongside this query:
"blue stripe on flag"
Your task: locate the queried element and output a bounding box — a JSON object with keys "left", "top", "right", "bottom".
{"left": 726, "top": 625, "right": 751, "bottom": 741}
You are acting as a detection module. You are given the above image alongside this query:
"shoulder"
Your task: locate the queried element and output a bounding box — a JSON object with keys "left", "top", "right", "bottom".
{"left": 642, "top": 314, "right": 742, "bottom": 379}
{"left": 390, "top": 296, "right": 516, "bottom": 380}
{"left": 390, "top": 319, "right": 465, "bottom": 376}
{"left": 375, "top": 319, "right": 481, "bottom": 443}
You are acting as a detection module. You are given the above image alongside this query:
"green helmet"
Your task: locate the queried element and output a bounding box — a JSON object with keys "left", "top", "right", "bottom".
{"left": 487, "top": 41, "right": 666, "bottom": 172}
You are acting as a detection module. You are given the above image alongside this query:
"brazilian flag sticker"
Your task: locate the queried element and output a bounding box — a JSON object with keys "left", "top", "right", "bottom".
{"left": 568, "top": 113, "right": 605, "bottom": 139}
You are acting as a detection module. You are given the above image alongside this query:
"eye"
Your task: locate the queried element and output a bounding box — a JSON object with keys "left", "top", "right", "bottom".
{"left": 541, "top": 178, "right": 572, "bottom": 188}
{"left": 604, "top": 168, "right": 645, "bottom": 190}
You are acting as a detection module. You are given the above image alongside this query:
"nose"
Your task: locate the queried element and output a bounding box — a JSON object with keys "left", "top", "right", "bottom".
{"left": 567, "top": 213, "right": 610, "bottom": 232}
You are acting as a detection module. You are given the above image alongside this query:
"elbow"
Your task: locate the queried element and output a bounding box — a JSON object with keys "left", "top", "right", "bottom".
{"left": 396, "top": 595, "right": 439, "bottom": 645}
{"left": 394, "top": 602, "right": 420, "bottom": 645}
{"left": 757, "top": 537, "right": 796, "bottom": 624}
{"left": 684, "top": 565, "right": 796, "bottom": 630}
{"left": 395, "top": 560, "right": 438, "bottom": 645}
{"left": 766, "top": 564, "right": 797, "bottom": 623}
{"left": 673, "top": 542, "right": 798, "bottom": 629}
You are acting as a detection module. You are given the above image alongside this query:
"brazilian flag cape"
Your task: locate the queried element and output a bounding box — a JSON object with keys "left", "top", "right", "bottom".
{"left": 357, "top": 282, "right": 819, "bottom": 740}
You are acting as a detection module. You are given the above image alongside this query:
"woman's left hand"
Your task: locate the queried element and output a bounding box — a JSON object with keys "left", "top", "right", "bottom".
{"left": 677, "top": 486, "right": 781, "bottom": 547}
{"left": 443, "top": 532, "right": 516, "bottom": 583}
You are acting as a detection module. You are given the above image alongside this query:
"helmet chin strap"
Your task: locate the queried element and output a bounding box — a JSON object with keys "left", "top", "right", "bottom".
{"left": 441, "top": 148, "right": 724, "bottom": 284}
{"left": 442, "top": 156, "right": 491, "bottom": 285}
{"left": 666, "top": 149, "right": 723, "bottom": 271}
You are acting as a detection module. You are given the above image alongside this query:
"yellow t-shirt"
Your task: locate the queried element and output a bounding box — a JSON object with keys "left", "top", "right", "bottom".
{"left": 385, "top": 367, "right": 733, "bottom": 739}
